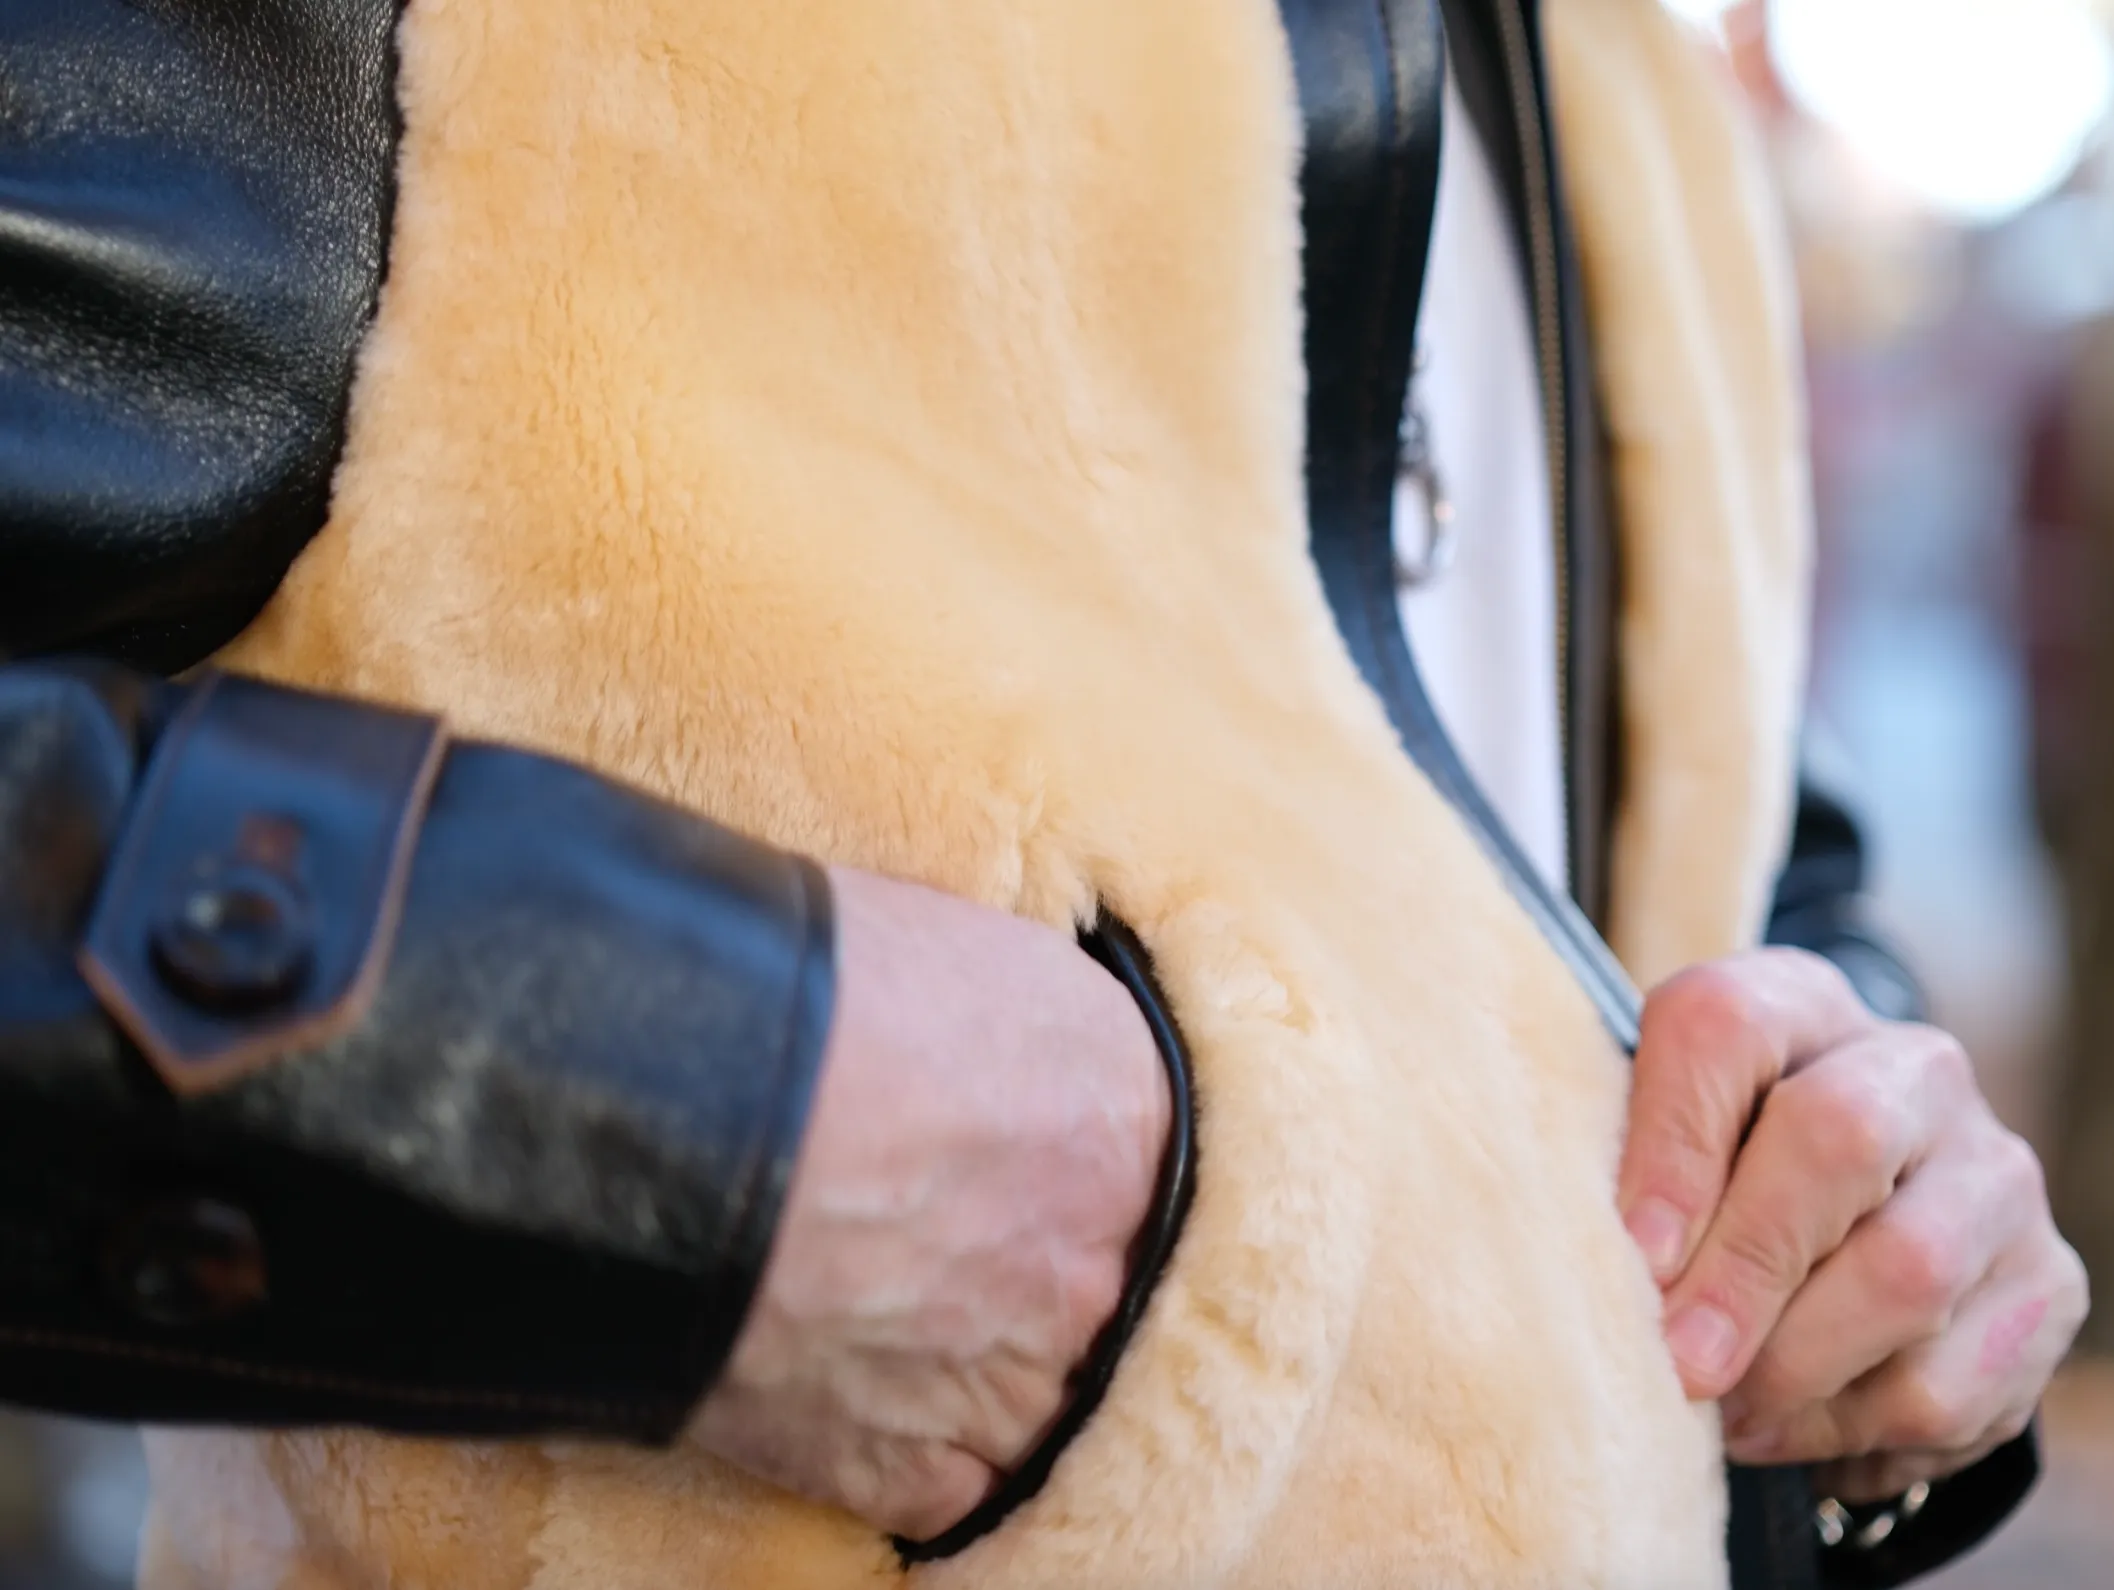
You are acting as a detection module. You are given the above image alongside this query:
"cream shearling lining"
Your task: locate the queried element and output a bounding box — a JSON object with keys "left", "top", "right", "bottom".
{"left": 143, "top": 1, "right": 1810, "bottom": 1585}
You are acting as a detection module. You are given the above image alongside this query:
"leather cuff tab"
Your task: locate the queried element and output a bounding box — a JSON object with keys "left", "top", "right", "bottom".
{"left": 79, "top": 671, "right": 446, "bottom": 1095}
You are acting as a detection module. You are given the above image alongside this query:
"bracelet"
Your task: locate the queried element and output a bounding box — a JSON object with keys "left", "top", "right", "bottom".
{"left": 1815, "top": 1479, "right": 1931, "bottom": 1550}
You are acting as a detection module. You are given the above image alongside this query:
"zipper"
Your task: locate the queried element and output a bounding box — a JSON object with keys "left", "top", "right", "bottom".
{"left": 1455, "top": 0, "right": 1644, "bottom": 1042}
{"left": 1487, "top": 0, "right": 1575, "bottom": 853}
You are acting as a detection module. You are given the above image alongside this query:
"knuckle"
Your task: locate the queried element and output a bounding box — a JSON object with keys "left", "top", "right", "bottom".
{"left": 1888, "top": 1371, "right": 1972, "bottom": 1451}
{"left": 1635, "top": 964, "right": 1780, "bottom": 1185}
{"left": 1913, "top": 1025, "right": 1977, "bottom": 1093}
{"left": 1990, "top": 1129, "right": 2049, "bottom": 1207}
{"left": 1776, "top": 946, "right": 1861, "bottom": 1010}
{"left": 1712, "top": 1209, "right": 1804, "bottom": 1301}
{"left": 1646, "top": 963, "right": 1766, "bottom": 1060}
{"left": 2053, "top": 1240, "right": 2093, "bottom": 1326}
{"left": 1867, "top": 1218, "right": 1965, "bottom": 1324}
{"left": 1785, "top": 1068, "right": 1899, "bottom": 1184}
{"left": 1793, "top": 1398, "right": 1861, "bottom": 1464}
{"left": 1991, "top": 1404, "right": 2036, "bottom": 1448}
{"left": 1737, "top": 1344, "right": 1816, "bottom": 1415}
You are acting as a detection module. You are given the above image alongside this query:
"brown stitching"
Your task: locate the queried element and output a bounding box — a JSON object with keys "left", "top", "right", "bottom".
{"left": 82, "top": 675, "right": 453, "bottom": 1097}
{"left": 0, "top": 1325, "right": 676, "bottom": 1426}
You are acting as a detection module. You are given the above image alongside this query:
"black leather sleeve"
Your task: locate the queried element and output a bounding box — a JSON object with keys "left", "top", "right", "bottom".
{"left": 0, "top": 661, "right": 835, "bottom": 1441}
{"left": 1765, "top": 762, "right": 2041, "bottom": 1587}
{"left": 0, "top": 0, "right": 397, "bottom": 672}
{"left": 0, "top": 1, "right": 848, "bottom": 1442}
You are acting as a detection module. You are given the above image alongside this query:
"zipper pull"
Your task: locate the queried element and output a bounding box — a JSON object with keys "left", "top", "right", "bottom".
{"left": 1395, "top": 346, "right": 1456, "bottom": 589}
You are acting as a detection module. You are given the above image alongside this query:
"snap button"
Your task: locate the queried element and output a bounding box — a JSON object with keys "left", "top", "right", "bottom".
{"left": 104, "top": 1198, "right": 269, "bottom": 1329}
{"left": 150, "top": 854, "right": 314, "bottom": 1013}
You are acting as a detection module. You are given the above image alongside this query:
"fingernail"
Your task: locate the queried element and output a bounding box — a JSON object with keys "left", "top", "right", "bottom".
{"left": 1625, "top": 1198, "right": 1688, "bottom": 1280}
{"left": 1667, "top": 1305, "right": 1740, "bottom": 1382}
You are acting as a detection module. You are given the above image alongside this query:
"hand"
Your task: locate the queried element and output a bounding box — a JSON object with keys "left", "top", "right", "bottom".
{"left": 689, "top": 867, "right": 1172, "bottom": 1539}
{"left": 1618, "top": 949, "right": 2088, "bottom": 1502}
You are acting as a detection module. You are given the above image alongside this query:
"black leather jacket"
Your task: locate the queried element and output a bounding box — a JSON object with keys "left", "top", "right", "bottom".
{"left": 0, "top": 0, "right": 2034, "bottom": 1583}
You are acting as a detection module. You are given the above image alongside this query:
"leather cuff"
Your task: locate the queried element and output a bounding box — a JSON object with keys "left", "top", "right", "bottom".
{"left": 0, "top": 663, "right": 834, "bottom": 1440}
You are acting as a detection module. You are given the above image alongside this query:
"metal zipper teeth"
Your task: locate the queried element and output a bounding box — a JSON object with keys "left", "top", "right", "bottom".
{"left": 1485, "top": 0, "right": 1646, "bottom": 1035}
{"left": 1489, "top": 0, "right": 1573, "bottom": 799}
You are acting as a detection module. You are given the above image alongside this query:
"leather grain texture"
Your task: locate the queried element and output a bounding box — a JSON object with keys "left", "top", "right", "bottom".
{"left": 0, "top": 0, "right": 398, "bottom": 670}
{"left": 0, "top": 663, "right": 836, "bottom": 1440}
{"left": 80, "top": 671, "right": 447, "bottom": 1095}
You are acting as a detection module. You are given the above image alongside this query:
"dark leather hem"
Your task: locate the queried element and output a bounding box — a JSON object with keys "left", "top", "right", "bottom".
{"left": 1818, "top": 1427, "right": 2041, "bottom": 1589}
{"left": 896, "top": 911, "right": 1198, "bottom": 1563}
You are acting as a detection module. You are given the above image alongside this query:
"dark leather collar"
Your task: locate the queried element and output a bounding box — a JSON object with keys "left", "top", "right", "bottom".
{"left": 1281, "top": 0, "right": 1447, "bottom": 744}
{"left": 1284, "top": 0, "right": 1643, "bottom": 1048}
{"left": 1287, "top": 0, "right": 1619, "bottom": 929}
{"left": 1281, "top": 7, "right": 1825, "bottom": 1583}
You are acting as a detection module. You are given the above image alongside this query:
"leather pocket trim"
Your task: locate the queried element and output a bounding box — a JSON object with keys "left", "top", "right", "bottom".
{"left": 895, "top": 910, "right": 1198, "bottom": 1564}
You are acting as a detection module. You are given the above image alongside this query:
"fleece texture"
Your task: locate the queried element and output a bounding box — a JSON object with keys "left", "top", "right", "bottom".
{"left": 142, "top": 1, "right": 1811, "bottom": 1586}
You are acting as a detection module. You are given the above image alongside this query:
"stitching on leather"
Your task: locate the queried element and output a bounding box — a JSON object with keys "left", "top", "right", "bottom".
{"left": 76, "top": 674, "right": 452, "bottom": 1097}
{"left": 0, "top": 1324, "right": 674, "bottom": 1426}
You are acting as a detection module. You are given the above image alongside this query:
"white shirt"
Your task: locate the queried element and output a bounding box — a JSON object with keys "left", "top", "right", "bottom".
{"left": 1394, "top": 72, "right": 1568, "bottom": 893}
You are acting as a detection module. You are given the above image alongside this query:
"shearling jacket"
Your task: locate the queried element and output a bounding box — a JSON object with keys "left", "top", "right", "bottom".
{"left": 0, "top": 0, "right": 2034, "bottom": 1586}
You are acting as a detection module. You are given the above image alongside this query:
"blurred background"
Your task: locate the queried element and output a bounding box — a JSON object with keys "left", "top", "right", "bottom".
{"left": 1666, "top": 0, "right": 2114, "bottom": 1582}
{"left": 6, "top": 0, "right": 2114, "bottom": 1582}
